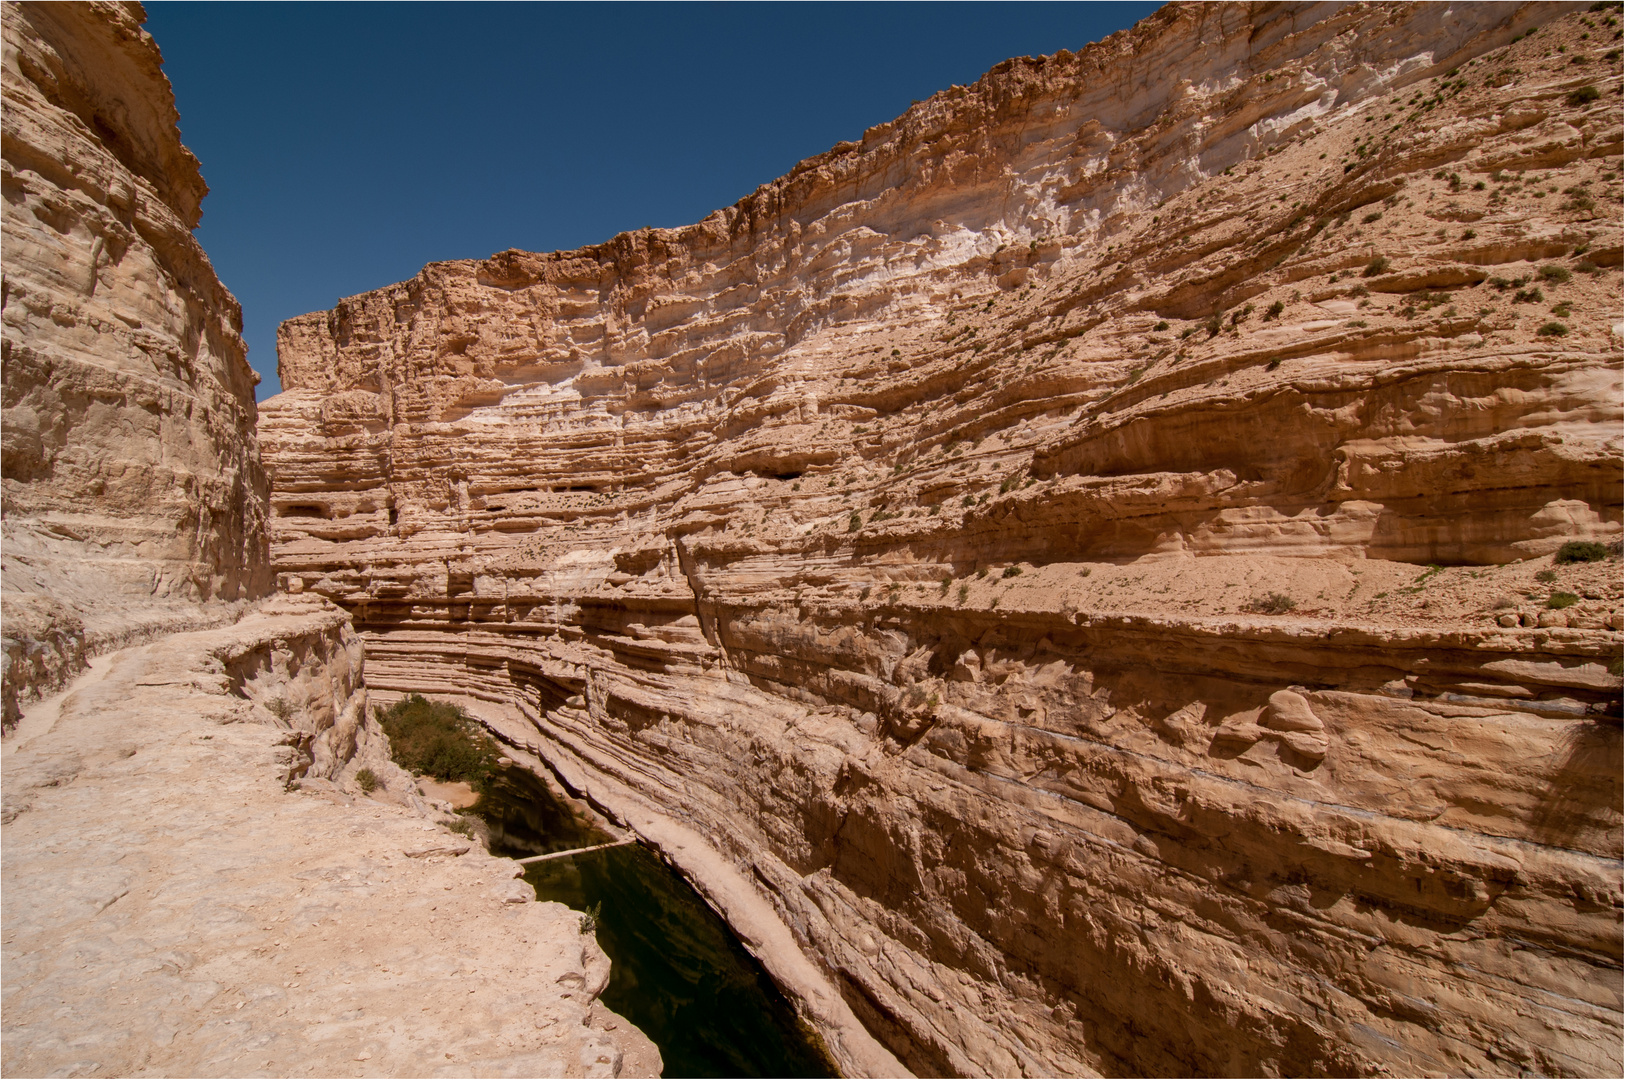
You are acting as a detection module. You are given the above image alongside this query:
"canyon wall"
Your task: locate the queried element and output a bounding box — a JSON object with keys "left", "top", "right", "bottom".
{"left": 1, "top": 0, "right": 270, "bottom": 724}
{"left": 263, "top": 2, "right": 1623, "bottom": 1075}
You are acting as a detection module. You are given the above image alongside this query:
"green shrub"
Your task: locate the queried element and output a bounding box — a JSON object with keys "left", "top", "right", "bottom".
{"left": 1568, "top": 85, "right": 1601, "bottom": 105}
{"left": 1265, "top": 300, "right": 1285, "bottom": 320}
{"left": 265, "top": 698, "right": 296, "bottom": 723}
{"left": 1244, "top": 592, "right": 1297, "bottom": 615}
{"left": 356, "top": 768, "right": 378, "bottom": 794}
{"left": 1153, "top": 321, "right": 1170, "bottom": 331}
{"left": 1536, "top": 322, "right": 1569, "bottom": 336}
{"left": 1546, "top": 591, "right": 1579, "bottom": 609}
{"left": 1002, "top": 565, "right": 1023, "bottom": 578}
{"left": 1555, "top": 540, "right": 1609, "bottom": 563}
{"left": 376, "top": 694, "right": 500, "bottom": 788}
{"left": 957, "top": 583, "right": 970, "bottom": 603}
{"left": 1535, "top": 569, "right": 1558, "bottom": 583}
{"left": 1362, "top": 256, "right": 1391, "bottom": 277}
{"left": 848, "top": 513, "right": 862, "bottom": 532}
{"left": 579, "top": 901, "right": 603, "bottom": 934}
{"left": 1538, "top": 264, "right": 1572, "bottom": 283}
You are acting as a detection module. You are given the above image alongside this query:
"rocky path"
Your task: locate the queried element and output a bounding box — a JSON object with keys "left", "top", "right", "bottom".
{"left": 1, "top": 606, "right": 659, "bottom": 1078}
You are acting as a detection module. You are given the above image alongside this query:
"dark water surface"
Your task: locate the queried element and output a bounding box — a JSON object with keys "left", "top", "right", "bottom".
{"left": 475, "top": 767, "right": 835, "bottom": 1079}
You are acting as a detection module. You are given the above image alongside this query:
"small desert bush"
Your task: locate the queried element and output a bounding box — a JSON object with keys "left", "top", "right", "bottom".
{"left": 1535, "top": 569, "right": 1558, "bottom": 584}
{"left": 1538, "top": 264, "right": 1572, "bottom": 284}
{"left": 1002, "top": 565, "right": 1023, "bottom": 579}
{"left": 355, "top": 768, "right": 379, "bottom": 793}
{"left": 1536, "top": 322, "right": 1569, "bottom": 337}
{"left": 376, "top": 694, "right": 500, "bottom": 789}
{"left": 1546, "top": 591, "right": 1579, "bottom": 610}
{"left": 1555, "top": 540, "right": 1609, "bottom": 563}
{"left": 1362, "top": 256, "right": 1391, "bottom": 277}
{"left": 1244, "top": 592, "right": 1297, "bottom": 615}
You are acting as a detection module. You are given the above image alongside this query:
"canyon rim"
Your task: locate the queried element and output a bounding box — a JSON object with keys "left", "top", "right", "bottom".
{"left": 7, "top": 1, "right": 1625, "bottom": 1078}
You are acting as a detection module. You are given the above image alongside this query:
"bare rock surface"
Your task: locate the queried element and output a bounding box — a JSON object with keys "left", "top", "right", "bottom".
{"left": 2, "top": 0, "right": 269, "bottom": 724}
{"left": 264, "top": 2, "right": 1624, "bottom": 1075}
{"left": 1, "top": 597, "right": 659, "bottom": 1078}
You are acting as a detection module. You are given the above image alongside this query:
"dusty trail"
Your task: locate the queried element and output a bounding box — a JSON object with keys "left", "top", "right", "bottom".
{"left": 1, "top": 601, "right": 659, "bottom": 1079}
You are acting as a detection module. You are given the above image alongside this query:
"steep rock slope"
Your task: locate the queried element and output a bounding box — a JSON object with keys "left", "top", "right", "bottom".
{"left": 1, "top": 0, "right": 270, "bottom": 724}
{"left": 263, "top": 3, "right": 1624, "bottom": 1076}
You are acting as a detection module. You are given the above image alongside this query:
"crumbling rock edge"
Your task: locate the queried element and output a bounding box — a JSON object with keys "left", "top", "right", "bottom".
{"left": 1, "top": 596, "right": 661, "bottom": 1078}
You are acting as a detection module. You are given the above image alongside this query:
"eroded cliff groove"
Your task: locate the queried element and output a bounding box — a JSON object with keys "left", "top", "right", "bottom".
{"left": 264, "top": 2, "right": 1623, "bottom": 1075}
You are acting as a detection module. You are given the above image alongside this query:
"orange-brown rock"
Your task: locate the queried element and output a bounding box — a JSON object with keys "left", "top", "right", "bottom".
{"left": 263, "top": 3, "right": 1623, "bottom": 1076}
{"left": 1, "top": 0, "right": 270, "bottom": 725}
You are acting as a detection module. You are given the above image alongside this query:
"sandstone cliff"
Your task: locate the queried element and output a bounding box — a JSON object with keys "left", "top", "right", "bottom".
{"left": 3, "top": 7, "right": 663, "bottom": 1077}
{"left": 264, "top": 2, "right": 1623, "bottom": 1075}
{"left": 1, "top": 0, "right": 270, "bottom": 724}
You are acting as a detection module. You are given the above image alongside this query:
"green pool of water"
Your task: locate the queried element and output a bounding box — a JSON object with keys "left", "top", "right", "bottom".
{"left": 475, "top": 767, "right": 836, "bottom": 1079}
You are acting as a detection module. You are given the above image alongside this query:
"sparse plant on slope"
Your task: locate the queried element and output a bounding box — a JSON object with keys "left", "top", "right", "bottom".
{"left": 1243, "top": 592, "right": 1297, "bottom": 615}
{"left": 1555, "top": 540, "right": 1609, "bottom": 563}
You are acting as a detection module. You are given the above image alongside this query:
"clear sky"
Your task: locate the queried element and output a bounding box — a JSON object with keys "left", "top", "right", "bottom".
{"left": 145, "top": 1, "right": 1162, "bottom": 400}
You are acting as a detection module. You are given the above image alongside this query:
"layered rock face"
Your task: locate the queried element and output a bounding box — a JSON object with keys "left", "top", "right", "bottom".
{"left": 264, "top": 3, "right": 1623, "bottom": 1076}
{"left": 1, "top": 0, "right": 270, "bottom": 723}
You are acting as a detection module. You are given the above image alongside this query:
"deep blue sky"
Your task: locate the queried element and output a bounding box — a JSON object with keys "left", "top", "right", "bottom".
{"left": 145, "top": 2, "right": 1162, "bottom": 399}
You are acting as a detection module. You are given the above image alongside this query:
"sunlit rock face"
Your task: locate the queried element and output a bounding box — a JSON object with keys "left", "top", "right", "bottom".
{"left": 263, "top": 2, "right": 1622, "bottom": 1075}
{"left": 2, "top": 1, "right": 271, "bottom": 721}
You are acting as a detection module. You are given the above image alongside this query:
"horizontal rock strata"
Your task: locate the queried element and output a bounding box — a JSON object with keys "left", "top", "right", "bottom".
{"left": 0, "top": 596, "right": 660, "bottom": 1077}
{"left": 2, "top": 0, "right": 270, "bottom": 724}
{"left": 264, "top": 2, "right": 1624, "bottom": 1075}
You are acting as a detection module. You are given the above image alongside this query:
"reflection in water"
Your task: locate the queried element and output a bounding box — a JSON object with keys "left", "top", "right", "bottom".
{"left": 475, "top": 767, "right": 835, "bottom": 1079}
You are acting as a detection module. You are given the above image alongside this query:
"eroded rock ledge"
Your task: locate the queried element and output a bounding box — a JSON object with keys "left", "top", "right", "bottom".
{"left": 265, "top": 2, "right": 1622, "bottom": 1075}
{"left": 1, "top": 597, "right": 660, "bottom": 1078}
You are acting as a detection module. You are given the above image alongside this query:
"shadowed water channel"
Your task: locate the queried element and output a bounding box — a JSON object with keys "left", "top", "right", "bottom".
{"left": 473, "top": 766, "right": 836, "bottom": 1078}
